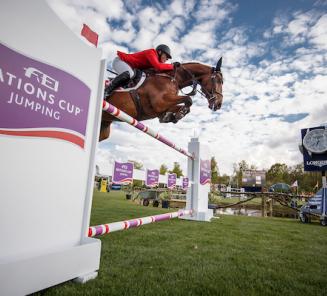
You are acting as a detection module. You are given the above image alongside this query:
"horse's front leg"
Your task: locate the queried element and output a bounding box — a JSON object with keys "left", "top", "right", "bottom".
{"left": 180, "top": 96, "right": 193, "bottom": 107}
{"left": 159, "top": 105, "right": 182, "bottom": 123}
{"left": 170, "top": 95, "right": 193, "bottom": 122}
{"left": 159, "top": 96, "right": 193, "bottom": 123}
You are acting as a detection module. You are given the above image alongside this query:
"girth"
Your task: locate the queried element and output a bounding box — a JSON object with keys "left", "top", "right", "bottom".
{"left": 129, "top": 89, "right": 143, "bottom": 121}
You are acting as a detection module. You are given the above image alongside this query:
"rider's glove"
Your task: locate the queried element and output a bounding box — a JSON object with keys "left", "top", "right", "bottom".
{"left": 173, "top": 62, "right": 181, "bottom": 68}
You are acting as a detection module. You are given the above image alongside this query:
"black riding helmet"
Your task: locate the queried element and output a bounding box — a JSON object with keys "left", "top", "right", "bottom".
{"left": 156, "top": 44, "right": 172, "bottom": 59}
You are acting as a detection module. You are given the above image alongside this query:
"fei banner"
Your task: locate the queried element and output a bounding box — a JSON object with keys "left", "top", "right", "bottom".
{"left": 167, "top": 173, "right": 177, "bottom": 189}
{"left": 182, "top": 177, "right": 189, "bottom": 190}
{"left": 145, "top": 169, "right": 159, "bottom": 187}
{"left": 200, "top": 159, "right": 211, "bottom": 185}
{"left": 0, "top": 43, "right": 90, "bottom": 149}
{"left": 112, "top": 161, "right": 134, "bottom": 184}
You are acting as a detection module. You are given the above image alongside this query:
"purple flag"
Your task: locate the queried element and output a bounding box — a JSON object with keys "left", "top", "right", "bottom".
{"left": 167, "top": 173, "right": 177, "bottom": 189}
{"left": 182, "top": 177, "right": 189, "bottom": 190}
{"left": 200, "top": 159, "right": 211, "bottom": 185}
{"left": 145, "top": 169, "right": 159, "bottom": 187}
{"left": 112, "top": 161, "right": 134, "bottom": 184}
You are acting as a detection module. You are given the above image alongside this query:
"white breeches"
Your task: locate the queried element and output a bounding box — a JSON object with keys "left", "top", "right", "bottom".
{"left": 112, "top": 57, "right": 135, "bottom": 77}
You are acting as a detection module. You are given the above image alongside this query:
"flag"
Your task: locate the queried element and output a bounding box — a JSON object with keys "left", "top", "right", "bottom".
{"left": 81, "top": 24, "right": 98, "bottom": 47}
{"left": 313, "top": 181, "right": 319, "bottom": 190}
{"left": 291, "top": 180, "right": 298, "bottom": 188}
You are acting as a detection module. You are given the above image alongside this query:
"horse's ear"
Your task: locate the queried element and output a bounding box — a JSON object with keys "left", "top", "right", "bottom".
{"left": 215, "top": 57, "right": 222, "bottom": 71}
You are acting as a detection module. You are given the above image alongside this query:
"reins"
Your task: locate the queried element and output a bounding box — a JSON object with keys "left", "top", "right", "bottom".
{"left": 154, "top": 64, "right": 223, "bottom": 107}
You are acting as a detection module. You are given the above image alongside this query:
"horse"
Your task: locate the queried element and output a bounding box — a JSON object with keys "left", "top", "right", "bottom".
{"left": 100, "top": 57, "right": 223, "bottom": 141}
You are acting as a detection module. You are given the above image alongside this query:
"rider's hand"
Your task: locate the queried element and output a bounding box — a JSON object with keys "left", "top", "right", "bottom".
{"left": 173, "top": 62, "right": 181, "bottom": 68}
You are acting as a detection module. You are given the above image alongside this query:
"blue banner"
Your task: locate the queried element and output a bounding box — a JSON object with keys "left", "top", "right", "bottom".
{"left": 301, "top": 126, "right": 327, "bottom": 171}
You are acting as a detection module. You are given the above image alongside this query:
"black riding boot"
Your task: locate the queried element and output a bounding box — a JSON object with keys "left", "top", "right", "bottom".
{"left": 104, "top": 71, "right": 131, "bottom": 99}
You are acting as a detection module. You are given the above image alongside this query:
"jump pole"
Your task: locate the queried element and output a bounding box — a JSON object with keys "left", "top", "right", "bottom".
{"left": 89, "top": 209, "right": 192, "bottom": 237}
{"left": 102, "top": 101, "right": 213, "bottom": 222}
{"left": 102, "top": 101, "right": 194, "bottom": 159}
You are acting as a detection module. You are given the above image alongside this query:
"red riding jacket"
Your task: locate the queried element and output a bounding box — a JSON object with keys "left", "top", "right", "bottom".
{"left": 117, "top": 49, "right": 173, "bottom": 71}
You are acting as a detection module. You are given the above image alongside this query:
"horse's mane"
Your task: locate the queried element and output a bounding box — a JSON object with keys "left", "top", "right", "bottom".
{"left": 182, "top": 61, "right": 212, "bottom": 68}
{"left": 145, "top": 61, "right": 212, "bottom": 77}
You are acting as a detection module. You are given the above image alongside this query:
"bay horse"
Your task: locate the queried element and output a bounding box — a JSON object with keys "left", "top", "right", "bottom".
{"left": 100, "top": 58, "right": 223, "bottom": 141}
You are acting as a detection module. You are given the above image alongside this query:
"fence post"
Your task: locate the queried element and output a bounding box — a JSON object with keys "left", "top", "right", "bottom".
{"left": 182, "top": 137, "right": 213, "bottom": 222}
{"left": 261, "top": 195, "right": 267, "bottom": 217}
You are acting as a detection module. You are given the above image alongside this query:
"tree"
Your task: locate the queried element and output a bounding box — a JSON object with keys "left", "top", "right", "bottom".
{"left": 265, "top": 162, "right": 321, "bottom": 194}
{"left": 232, "top": 160, "right": 249, "bottom": 187}
{"left": 128, "top": 160, "right": 143, "bottom": 170}
{"left": 266, "top": 163, "right": 289, "bottom": 186}
{"left": 169, "top": 162, "right": 183, "bottom": 178}
{"left": 288, "top": 164, "right": 321, "bottom": 193}
{"left": 217, "top": 174, "right": 230, "bottom": 185}
{"left": 211, "top": 157, "right": 219, "bottom": 184}
{"left": 159, "top": 164, "right": 168, "bottom": 175}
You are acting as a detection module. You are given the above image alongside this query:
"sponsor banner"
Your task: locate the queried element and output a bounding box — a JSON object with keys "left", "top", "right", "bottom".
{"left": 301, "top": 127, "right": 327, "bottom": 171}
{"left": 182, "top": 177, "right": 189, "bottom": 190}
{"left": 0, "top": 42, "right": 90, "bottom": 148}
{"left": 112, "top": 161, "right": 134, "bottom": 184}
{"left": 167, "top": 173, "right": 177, "bottom": 189}
{"left": 145, "top": 169, "right": 159, "bottom": 187}
{"left": 200, "top": 159, "right": 211, "bottom": 185}
{"left": 242, "top": 170, "right": 266, "bottom": 187}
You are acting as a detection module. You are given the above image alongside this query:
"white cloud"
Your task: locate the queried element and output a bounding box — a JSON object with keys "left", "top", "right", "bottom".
{"left": 47, "top": 0, "right": 327, "bottom": 176}
{"left": 309, "top": 14, "right": 327, "bottom": 50}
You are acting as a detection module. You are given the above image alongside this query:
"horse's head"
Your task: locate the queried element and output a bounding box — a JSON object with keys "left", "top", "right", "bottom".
{"left": 200, "top": 57, "right": 223, "bottom": 111}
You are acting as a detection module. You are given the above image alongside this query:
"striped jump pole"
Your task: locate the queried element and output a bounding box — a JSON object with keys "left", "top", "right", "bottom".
{"left": 88, "top": 209, "right": 192, "bottom": 237}
{"left": 102, "top": 101, "right": 194, "bottom": 159}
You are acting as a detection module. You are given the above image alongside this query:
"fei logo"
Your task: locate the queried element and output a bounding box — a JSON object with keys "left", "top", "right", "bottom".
{"left": 24, "top": 67, "right": 59, "bottom": 92}
{"left": 0, "top": 42, "right": 91, "bottom": 149}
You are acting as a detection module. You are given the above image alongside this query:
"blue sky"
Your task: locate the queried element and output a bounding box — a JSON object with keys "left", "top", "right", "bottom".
{"left": 49, "top": 0, "right": 327, "bottom": 176}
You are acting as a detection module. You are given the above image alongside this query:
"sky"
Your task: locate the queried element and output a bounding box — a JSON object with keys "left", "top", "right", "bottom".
{"left": 48, "top": 0, "right": 327, "bottom": 176}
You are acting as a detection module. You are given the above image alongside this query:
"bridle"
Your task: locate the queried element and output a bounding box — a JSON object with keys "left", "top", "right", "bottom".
{"left": 176, "top": 65, "right": 223, "bottom": 106}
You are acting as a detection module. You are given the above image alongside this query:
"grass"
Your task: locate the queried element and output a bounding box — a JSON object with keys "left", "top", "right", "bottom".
{"left": 35, "top": 190, "right": 327, "bottom": 296}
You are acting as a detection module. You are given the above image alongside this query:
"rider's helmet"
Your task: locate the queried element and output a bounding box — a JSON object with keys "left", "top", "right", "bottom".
{"left": 156, "top": 44, "right": 172, "bottom": 59}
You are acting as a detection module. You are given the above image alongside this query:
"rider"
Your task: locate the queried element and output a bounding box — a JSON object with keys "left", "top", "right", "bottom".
{"left": 105, "top": 44, "right": 180, "bottom": 98}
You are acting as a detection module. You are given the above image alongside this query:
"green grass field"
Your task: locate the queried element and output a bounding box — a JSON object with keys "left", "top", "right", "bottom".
{"left": 36, "top": 191, "right": 327, "bottom": 296}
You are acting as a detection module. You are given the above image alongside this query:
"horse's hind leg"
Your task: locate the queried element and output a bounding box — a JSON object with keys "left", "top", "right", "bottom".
{"left": 99, "top": 121, "right": 111, "bottom": 141}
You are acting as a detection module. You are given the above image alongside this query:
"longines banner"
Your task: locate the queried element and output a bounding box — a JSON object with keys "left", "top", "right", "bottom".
{"left": 301, "top": 126, "right": 327, "bottom": 171}
{"left": 0, "top": 43, "right": 91, "bottom": 148}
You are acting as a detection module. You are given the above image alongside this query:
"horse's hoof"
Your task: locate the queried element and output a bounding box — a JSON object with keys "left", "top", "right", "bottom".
{"left": 160, "top": 112, "right": 174, "bottom": 123}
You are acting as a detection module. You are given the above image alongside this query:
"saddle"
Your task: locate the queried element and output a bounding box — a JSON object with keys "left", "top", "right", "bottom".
{"left": 105, "top": 69, "right": 172, "bottom": 121}
{"left": 107, "top": 69, "right": 147, "bottom": 92}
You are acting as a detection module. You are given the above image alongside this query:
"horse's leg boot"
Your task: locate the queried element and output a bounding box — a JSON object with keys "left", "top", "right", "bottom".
{"left": 175, "top": 106, "right": 190, "bottom": 121}
{"left": 159, "top": 112, "right": 175, "bottom": 123}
